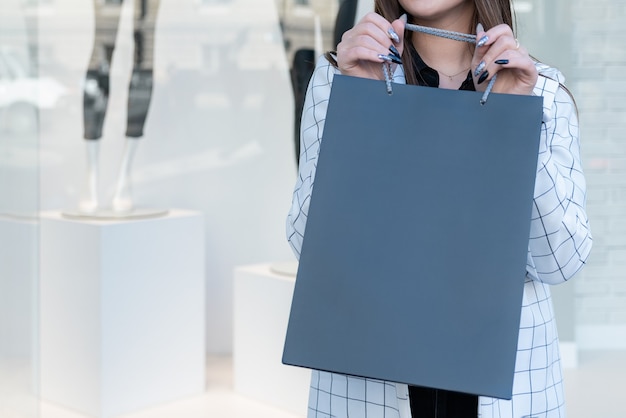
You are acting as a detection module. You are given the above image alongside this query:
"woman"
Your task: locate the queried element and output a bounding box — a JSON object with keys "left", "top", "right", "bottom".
{"left": 286, "top": 0, "right": 592, "bottom": 416}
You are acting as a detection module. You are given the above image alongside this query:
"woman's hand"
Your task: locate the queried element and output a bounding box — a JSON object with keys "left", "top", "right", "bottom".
{"left": 472, "top": 24, "right": 538, "bottom": 95}
{"left": 336, "top": 12, "right": 406, "bottom": 80}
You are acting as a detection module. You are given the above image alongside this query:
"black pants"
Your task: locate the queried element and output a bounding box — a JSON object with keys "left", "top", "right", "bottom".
{"left": 408, "top": 386, "right": 478, "bottom": 418}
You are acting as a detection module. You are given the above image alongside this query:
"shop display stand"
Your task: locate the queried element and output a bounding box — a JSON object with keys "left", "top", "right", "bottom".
{"left": 233, "top": 262, "right": 309, "bottom": 415}
{"left": 40, "top": 209, "right": 206, "bottom": 418}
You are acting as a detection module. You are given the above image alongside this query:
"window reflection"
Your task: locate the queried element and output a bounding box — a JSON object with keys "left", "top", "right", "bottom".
{"left": 275, "top": 0, "right": 360, "bottom": 163}
{"left": 0, "top": 2, "right": 39, "bottom": 417}
{"left": 514, "top": 0, "right": 572, "bottom": 77}
{"left": 276, "top": 0, "right": 339, "bottom": 60}
{"left": 0, "top": 46, "right": 50, "bottom": 137}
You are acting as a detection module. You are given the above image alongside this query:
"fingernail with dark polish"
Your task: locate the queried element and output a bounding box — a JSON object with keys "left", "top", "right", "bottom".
{"left": 388, "top": 27, "right": 400, "bottom": 43}
{"left": 387, "top": 53, "right": 402, "bottom": 65}
{"left": 389, "top": 44, "right": 401, "bottom": 59}
{"left": 495, "top": 59, "right": 509, "bottom": 65}
{"left": 474, "top": 61, "right": 486, "bottom": 77}
{"left": 477, "top": 35, "right": 489, "bottom": 47}
{"left": 477, "top": 71, "right": 489, "bottom": 85}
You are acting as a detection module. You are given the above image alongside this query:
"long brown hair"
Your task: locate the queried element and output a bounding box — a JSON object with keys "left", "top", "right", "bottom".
{"left": 327, "top": 0, "right": 516, "bottom": 85}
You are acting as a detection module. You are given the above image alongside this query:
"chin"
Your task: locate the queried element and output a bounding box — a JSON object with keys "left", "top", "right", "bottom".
{"left": 400, "top": 0, "right": 474, "bottom": 26}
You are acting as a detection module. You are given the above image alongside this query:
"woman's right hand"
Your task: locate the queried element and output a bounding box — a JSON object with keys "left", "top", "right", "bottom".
{"left": 336, "top": 12, "right": 406, "bottom": 80}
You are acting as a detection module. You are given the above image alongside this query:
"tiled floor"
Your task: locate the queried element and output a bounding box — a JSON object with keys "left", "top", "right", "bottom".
{"left": 40, "top": 351, "right": 625, "bottom": 418}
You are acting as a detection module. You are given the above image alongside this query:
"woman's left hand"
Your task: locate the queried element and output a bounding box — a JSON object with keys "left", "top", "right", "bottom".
{"left": 472, "top": 24, "right": 538, "bottom": 95}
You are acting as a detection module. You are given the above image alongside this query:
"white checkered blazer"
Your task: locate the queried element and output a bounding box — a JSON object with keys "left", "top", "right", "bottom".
{"left": 286, "top": 56, "right": 592, "bottom": 418}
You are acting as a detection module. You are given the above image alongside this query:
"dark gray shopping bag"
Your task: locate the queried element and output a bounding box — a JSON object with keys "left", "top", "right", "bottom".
{"left": 282, "top": 74, "right": 543, "bottom": 400}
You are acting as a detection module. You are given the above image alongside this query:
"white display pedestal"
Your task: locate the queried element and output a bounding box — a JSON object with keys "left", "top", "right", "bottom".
{"left": 40, "top": 209, "right": 206, "bottom": 418}
{"left": 233, "top": 262, "right": 310, "bottom": 416}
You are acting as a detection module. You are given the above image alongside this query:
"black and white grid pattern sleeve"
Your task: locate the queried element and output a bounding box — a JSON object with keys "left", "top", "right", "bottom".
{"left": 526, "top": 69, "right": 593, "bottom": 285}
{"left": 286, "top": 57, "right": 338, "bottom": 258}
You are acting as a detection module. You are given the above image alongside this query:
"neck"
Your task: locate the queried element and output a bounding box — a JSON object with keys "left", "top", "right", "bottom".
{"left": 410, "top": 3, "right": 474, "bottom": 83}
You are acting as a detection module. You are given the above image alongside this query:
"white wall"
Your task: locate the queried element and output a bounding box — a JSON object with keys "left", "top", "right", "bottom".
{"left": 569, "top": 0, "right": 626, "bottom": 349}
{"left": 37, "top": 0, "right": 298, "bottom": 354}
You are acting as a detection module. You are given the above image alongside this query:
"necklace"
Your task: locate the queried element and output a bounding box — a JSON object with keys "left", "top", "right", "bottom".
{"left": 438, "top": 66, "right": 470, "bottom": 80}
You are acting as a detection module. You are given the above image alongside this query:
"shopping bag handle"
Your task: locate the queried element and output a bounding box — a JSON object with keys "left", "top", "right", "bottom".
{"left": 383, "top": 23, "right": 497, "bottom": 104}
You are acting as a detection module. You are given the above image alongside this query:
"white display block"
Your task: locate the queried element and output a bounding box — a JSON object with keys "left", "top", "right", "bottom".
{"left": 40, "top": 209, "right": 206, "bottom": 417}
{"left": 233, "top": 262, "right": 310, "bottom": 416}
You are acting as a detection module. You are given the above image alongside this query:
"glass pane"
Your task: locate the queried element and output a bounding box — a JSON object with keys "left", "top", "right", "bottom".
{"left": 515, "top": 0, "right": 572, "bottom": 77}
{"left": 515, "top": 0, "right": 577, "bottom": 343}
{"left": 0, "top": 0, "right": 40, "bottom": 417}
{"left": 276, "top": 0, "right": 340, "bottom": 62}
{"left": 275, "top": 0, "right": 343, "bottom": 163}
{"left": 37, "top": 0, "right": 297, "bottom": 377}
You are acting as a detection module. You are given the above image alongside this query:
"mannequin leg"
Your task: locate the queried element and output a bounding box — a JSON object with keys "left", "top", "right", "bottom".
{"left": 125, "top": 0, "right": 158, "bottom": 139}
{"left": 79, "top": 1, "right": 123, "bottom": 213}
{"left": 110, "top": 0, "right": 158, "bottom": 214}
{"left": 111, "top": 137, "right": 140, "bottom": 213}
{"left": 78, "top": 140, "right": 100, "bottom": 214}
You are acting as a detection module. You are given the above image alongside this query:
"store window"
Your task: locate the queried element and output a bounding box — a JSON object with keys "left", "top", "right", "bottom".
{"left": 25, "top": 0, "right": 298, "bottom": 385}
{"left": 0, "top": 1, "right": 623, "bottom": 417}
{"left": 0, "top": 2, "right": 40, "bottom": 417}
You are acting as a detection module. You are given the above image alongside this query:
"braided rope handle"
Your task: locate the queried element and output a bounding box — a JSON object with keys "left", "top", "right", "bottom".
{"left": 383, "top": 23, "right": 498, "bottom": 103}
